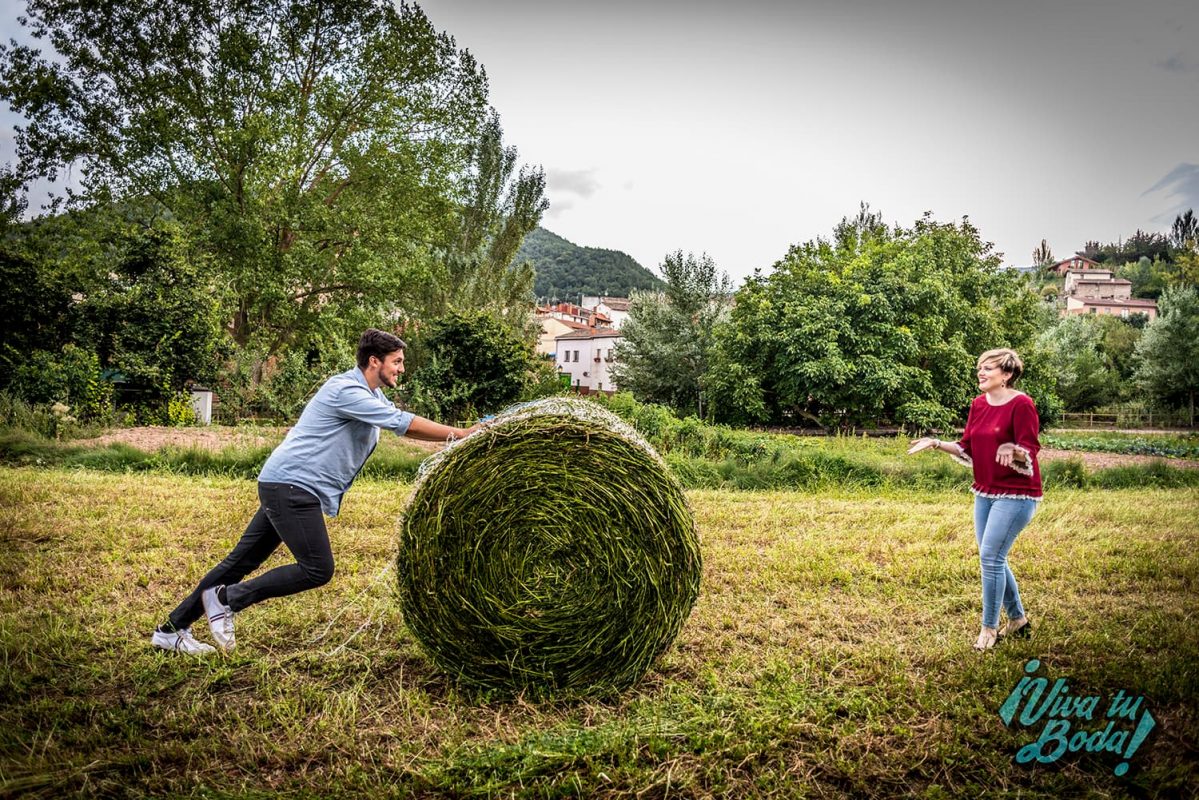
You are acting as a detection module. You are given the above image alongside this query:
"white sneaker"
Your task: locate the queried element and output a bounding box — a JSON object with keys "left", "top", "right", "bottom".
{"left": 151, "top": 627, "right": 216, "bottom": 655}
{"left": 202, "top": 586, "right": 236, "bottom": 651}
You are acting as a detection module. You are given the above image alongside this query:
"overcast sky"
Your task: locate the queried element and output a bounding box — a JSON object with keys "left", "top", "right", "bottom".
{"left": 3, "top": 0, "right": 1197, "bottom": 284}
{"left": 418, "top": 0, "right": 1199, "bottom": 281}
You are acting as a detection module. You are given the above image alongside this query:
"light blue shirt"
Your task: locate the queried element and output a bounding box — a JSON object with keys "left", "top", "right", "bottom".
{"left": 258, "top": 367, "right": 414, "bottom": 516}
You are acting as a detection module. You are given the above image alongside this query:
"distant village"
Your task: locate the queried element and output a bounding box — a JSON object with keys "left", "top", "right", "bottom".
{"left": 1017, "top": 255, "right": 1159, "bottom": 320}
{"left": 539, "top": 255, "right": 1161, "bottom": 396}
{"left": 535, "top": 296, "right": 630, "bottom": 394}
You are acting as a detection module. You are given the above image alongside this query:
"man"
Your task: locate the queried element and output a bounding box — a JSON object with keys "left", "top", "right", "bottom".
{"left": 151, "top": 329, "right": 479, "bottom": 654}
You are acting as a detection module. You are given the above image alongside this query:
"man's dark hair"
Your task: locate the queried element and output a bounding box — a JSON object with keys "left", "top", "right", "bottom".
{"left": 356, "top": 329, "right": 406, "bottom": 369}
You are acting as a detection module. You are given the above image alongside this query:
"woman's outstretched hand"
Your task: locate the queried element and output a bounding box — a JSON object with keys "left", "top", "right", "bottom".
{"left": 907, "top": 438, "right": 938, "bottom": 455}
{"left": 995, "top": 443, "right": 1025, "bottom": 467}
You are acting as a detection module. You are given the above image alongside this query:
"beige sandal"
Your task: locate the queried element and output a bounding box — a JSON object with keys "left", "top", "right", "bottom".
{"left": 973, "top": 627, "right": 998, "bottom": 651}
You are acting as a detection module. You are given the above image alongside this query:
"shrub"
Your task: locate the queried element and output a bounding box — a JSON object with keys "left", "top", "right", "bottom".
{"left": 1043, "top": 458, "right": 1089, "bottom": 489}
{"left": 5, "top": 344, "right": 112, "bottom": 419}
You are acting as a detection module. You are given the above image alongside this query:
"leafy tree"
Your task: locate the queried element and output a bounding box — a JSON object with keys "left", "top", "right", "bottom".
{"left": 1, "top": 0, "right": 489, "bottom": 360}
{"left": 1177, "top": 245, "right": 1199, "bottom": 288}
{"left": 1094, "top": 315, "right": 1144, "bottom": 382}
{"left": 2, "top": 201, "right": 227, "bottom": 416}
{"left": 611, "top": 251, "right": 731, "bottom": 419}
{"left": 1118, "top": 252, "right": 1198, "bottom": 299}
{"left": 1081, "top": 230, "right": 1172, "bottom": 266}
{"left": 411, "top": 113, "right": 547, "bottom": 328}
{"left": 1035, "top": 315, "right": 1122, "bottom": 411}
{"left": 402, "top": 311, "right": 539, "bottom": 423}
{"left": 0, "top": 239, "right": 74, "bottom": 389}
{"left": 709, "top": 209, "right": 1046, "bottom": 431}
{"left": 1135, "top": 286, "right": 1199, "bottom": 425}
{"left": 72, "top": 221, "right": 227, "bottom": 402}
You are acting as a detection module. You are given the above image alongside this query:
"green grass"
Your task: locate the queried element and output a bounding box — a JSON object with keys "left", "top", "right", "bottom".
{"left": 1043, "top": 431, "right": 1199, "bottom": 459}
{"left": 1, "top": 468, "right": 1196, "bottom": 797}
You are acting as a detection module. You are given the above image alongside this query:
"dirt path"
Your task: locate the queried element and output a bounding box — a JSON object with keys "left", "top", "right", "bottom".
{"left": 77, "top": 425, "right": 284, "bottom": 450}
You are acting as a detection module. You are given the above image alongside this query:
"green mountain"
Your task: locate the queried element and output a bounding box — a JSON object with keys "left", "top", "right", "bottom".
{"left": 516, "top": 226, "right": 663, "bottom": 302}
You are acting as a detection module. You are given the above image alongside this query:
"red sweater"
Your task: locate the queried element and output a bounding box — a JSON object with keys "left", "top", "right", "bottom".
{"left": 954, "top": 393, "right": 1043, "bottom": 499}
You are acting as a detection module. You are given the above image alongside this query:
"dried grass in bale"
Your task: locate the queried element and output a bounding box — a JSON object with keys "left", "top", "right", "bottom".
{"left": 397, "top": 397, "right": 701, "bottom": 697}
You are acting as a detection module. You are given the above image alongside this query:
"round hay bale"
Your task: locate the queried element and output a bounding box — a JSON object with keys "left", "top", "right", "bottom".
{"left": 397, "top": 397, "right": 701, "bottom": 696}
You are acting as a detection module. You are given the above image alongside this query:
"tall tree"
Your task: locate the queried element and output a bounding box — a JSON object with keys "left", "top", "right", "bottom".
{"left": 410, "top": 112, "right": 548, "bottom": 329}
{"left": 1032, "top": 238, "right": 1054, "bottom": 266}
{"left": 1172, "top": 209, "right": 1197, "bottom": 250}
{"left": 1034, "top": 315, "right": 1122, "bottom": 411}
{"left": 611, "top": 251, "right": 731, "bottom": 419}
{"left": 1135, "top": 285, "right": 1199, "bottom": 425}
{"left": 1, "top": 0, "right": 489, "bottom": 360}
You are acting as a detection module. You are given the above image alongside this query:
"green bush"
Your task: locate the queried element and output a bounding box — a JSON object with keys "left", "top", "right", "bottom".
{"left": 403, "top": 312, "right": 541, "bottom": 424}
{"left": 213, "top": 346, "right": 349, "bottom": 424}
{"left": 166, "top": 392, "right": 198, "bottom": 427}
{"left": 1090, "top": 462, "right": 1199, "bottom": 489}
{"left": 0, "top": 392, "right": 56, "bottom": 438}
{"left": 1043, "top": 458, "right": 1089, "bottom": 489}
{"left": 5, "top": 344, "right": 112, "bottom": 419}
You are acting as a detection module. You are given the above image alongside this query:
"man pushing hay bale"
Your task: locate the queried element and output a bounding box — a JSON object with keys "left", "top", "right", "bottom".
{"left": 397, "top": 397, "right": 702, "bottom": 697}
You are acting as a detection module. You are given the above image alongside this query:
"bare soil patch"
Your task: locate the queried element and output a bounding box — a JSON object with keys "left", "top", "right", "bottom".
{"left": 77, "top": 425, "right": 284, "bottom": 451}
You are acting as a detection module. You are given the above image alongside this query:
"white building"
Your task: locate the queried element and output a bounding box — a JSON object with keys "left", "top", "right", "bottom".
{"left": 1063, "top": 268, "right": 1116, "bottom": 296}
{"left": 555, "top": 329, "right": 622, "bottom": 394}
{"left": 582, "top": 296, "right": 631, "bottom": 329}
{"left": 534, "top": 316, "right": 591, "bottom": 357}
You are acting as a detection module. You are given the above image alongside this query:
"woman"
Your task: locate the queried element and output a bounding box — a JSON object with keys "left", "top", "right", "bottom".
{"left": 908, "top": 348, "right": 1042, "bottom": 651}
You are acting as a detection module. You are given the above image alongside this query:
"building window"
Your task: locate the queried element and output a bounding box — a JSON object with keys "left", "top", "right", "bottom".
{"left": 574, "top": 350, "right": 580, "bottom": 362}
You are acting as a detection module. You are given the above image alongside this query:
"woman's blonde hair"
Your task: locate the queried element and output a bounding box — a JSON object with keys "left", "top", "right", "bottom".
{"left": 977, "top": 348, "right": 1024, "bottom": 386}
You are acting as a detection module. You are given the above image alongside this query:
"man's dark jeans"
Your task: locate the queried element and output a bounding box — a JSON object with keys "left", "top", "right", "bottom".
{"left": 168, "top": 482, "right": 334, "bottom": 631}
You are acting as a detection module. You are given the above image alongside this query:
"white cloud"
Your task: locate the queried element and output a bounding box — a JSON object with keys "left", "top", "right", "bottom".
{"left": 546, "top": 168, "right": 601, "bottom": 198}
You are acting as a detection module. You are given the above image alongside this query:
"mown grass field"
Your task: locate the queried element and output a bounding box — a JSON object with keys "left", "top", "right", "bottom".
{"left": 1, "top": 466, "right": 1196, "bottom": 798}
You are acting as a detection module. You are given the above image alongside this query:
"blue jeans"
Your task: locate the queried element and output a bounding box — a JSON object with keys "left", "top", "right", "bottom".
{"left": 973, "top": 496, "right": 1037, "bottom": 629}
